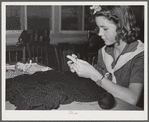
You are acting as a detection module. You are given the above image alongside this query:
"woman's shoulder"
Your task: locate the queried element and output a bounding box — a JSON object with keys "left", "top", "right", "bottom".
{"left": 132, "top": 51, "right": 144, "bottom": 60}
{"left": 130, "top": 51, "right": 144, "bottom": 67}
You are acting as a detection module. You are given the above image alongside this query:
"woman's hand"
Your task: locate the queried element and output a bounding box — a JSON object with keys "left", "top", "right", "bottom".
{"left": 67, "top": 54, "right": 102, "bottom": 80}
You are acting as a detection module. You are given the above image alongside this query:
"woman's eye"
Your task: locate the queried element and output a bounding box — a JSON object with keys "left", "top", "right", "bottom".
{"left": 104, "top": 28, "right": 108, "bottom": 31}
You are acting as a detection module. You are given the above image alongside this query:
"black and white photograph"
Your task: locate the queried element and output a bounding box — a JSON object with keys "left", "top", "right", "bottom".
{"left": 1, "top": 0, "right": 148, "bottom": 121}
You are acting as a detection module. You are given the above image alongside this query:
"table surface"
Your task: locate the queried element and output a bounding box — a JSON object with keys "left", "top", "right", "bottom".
{"left": 5, "top": 64, "right": 142, "bottom": 111}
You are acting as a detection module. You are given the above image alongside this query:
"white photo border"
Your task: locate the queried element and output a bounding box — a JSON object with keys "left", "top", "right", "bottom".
{"left": 2, "top": 1, "right": 148, "bottom": 121}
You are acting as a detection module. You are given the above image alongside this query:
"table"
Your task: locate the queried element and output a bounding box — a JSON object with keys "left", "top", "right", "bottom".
{"left": 5, "top": 64, "right": 142, "bottom": 110}
{"left": 5, "top": 98, "right": 141, "bottom": 110}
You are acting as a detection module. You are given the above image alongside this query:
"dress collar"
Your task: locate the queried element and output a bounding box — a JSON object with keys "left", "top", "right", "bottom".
{"left": 104, "top": 41, "right": 139, "bottom": 58}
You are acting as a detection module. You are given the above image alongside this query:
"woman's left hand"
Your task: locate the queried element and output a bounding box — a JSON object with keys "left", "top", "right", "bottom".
{"left": 67, "top": 55, "right": 102, "bottom": 80}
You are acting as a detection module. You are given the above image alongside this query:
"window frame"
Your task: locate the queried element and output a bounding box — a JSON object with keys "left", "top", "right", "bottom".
{"left": 59, "top": 5, "right": 87, "bottom": 34}
{"left": 6, "top": 5, "right": 54, "bottom": 35}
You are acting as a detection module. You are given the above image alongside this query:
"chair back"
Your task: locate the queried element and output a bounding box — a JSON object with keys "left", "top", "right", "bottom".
{"left": 6, "top": 46, "right": 26, "bottom": 64}
{"left": 48, "top": 43, "right": 97, "bottom": 72}
{"left": 58, "top": 43, "right": 76, "bottom": 72}
{"left": 25, "top": 30, "right": 50, "bottom": 66}
{"left": 87, "top": 52, "right": 98, "bottom": 66}
{"left": 51, "top": 43, "right": 75, "bottom": 72}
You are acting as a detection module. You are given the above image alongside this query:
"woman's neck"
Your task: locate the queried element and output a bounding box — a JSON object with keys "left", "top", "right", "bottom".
{"left": 113, "top": 40, "right": 127, "bottom": 60}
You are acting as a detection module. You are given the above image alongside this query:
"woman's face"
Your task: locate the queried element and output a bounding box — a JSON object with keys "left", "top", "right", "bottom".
{"left": 95, "top": 16, "right": 117, "bottom": 45}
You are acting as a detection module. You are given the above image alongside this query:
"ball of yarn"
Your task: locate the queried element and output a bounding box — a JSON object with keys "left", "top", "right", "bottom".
{"left": 98, "top": 92, "right": 115, "bottom": 109}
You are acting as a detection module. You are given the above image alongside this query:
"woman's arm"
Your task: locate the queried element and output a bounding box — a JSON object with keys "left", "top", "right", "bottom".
{"left": 91, "top": 53, "right": 144, "bottom": 105}
{"left": 92, "top": 73, "right": 143, "bottom": 105}
{"left": 67, "top": 54, "right": 144, "bottom": 105}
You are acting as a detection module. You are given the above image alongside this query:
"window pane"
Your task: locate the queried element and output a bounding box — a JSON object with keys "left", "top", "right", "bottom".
{"left": 84, "top": 6, "right": 96, "bottom": 31}
{"left": 61, "top": 6, "right": 83, "bottom": 30}
{"left": 6, "top": 6, "right": 22, "bottom": 30}
{"left": 27, "top": 6, "right": 52, "bottom": 30}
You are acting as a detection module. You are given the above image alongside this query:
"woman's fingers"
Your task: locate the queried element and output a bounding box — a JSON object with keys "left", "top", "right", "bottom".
{"left": 71, "top": 54, "right": 77, "bottom": 58}
{"left": 67, "top": 60, "right": 77, "bottom": 73}
{"left": 67, "top": 54, "right": 85, "bottom": 75}
{"left": 67, "top": 55, "right": 77, "bottom": 63}
{"left": 70, "top": 66, "right": 75, "bottom": 73}
{"left": 67, "top": 60, "right": 74, "bottom": 66}
{"left": 72, "top": 63, "right": 80, "bottom": 73}
{"left": 67, "top": 60, "right": 79, "bottom": 73}
{"left": 77, "top": 59, "right": 88, "bottom": 63}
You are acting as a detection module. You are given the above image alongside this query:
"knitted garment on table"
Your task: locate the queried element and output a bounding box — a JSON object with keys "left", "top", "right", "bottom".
{"left": 6, "top": 70, "right": 115, "bottom": 110}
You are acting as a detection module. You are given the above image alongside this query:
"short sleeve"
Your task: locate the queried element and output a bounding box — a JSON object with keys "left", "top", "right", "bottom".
{"left": 129, "top": 52, "right": 144, "bottom": 85}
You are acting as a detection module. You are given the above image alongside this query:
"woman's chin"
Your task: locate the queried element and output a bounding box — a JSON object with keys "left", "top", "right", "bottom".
{"left": 105, "top": 42, "right": 111, "bottom": 45}
{"left": 105, "top": 42, "right": 115, "bottom": 47}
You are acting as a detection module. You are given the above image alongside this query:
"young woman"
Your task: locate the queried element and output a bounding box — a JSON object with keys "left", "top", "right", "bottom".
{"left": 67, "top": 6, "right": 144, "bottom": 106}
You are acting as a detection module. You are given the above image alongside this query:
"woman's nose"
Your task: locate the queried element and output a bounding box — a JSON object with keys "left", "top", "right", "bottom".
{"left": 98, "top": 29, "right": 104, "bottom": 36}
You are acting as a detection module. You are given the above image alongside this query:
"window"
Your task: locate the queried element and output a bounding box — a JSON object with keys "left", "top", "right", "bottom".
{"left": 84, "top": 6, "right": 96, "bottom": 30}
{"left": 61, "top": 5, "right": 95, "bottom": 32}
{"left": 61, "top": 6, "right": 83, "bottom": 30}
{"left": 27, "top": 6, "right": 52, "bottom": 30}
{"left": 6, "top": 6, "right": 23, "bottom": 30}
{"left": 6, "top": 5, "right": 52, "bottom": 31}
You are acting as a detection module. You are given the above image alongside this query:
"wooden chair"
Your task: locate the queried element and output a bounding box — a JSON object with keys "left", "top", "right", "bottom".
{"left": 25, "top": 30, "right": 50, "bottom": 66}
{"left": 87, "top": 52, "right": 98, "bottom": 66}
{"left": 46, "top": 44, "right": 61, "bottom": 71}
{"left": 49, "top": 43, "right": 98, "bottom": 72}
{"left": 58, "top": 43, "right": 76, "bottom": 72}
{"left": 51, "top": 43, "right": 76, "bottom": 72}
{"left": 74, "top": 43, "right": 98, "bottom": 66}
{"left": 26, "top": 42, "right": 49, "bottom": 66}
{"left": 6, "top": 46, "right": 26, "bottom": 64}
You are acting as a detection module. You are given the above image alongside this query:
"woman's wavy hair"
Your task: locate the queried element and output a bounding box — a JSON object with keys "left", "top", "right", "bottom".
{"left": 90, "top": 6, "right": 140, "bottom": 44}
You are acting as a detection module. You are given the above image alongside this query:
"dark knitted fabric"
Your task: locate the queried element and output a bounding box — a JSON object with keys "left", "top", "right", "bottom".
{"left": 6, "top": 70, "right": 115, "bottom": 110}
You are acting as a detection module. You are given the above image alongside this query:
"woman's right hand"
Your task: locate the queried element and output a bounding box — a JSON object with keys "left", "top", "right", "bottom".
{"left": 67, "top": 54, "right": 103, "bottom": 80}
{"left": 67, "top": 54, "right": 78, "bottom": 73}
{"left": 67, "top": 60, "right": 76, "bottom": 73}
